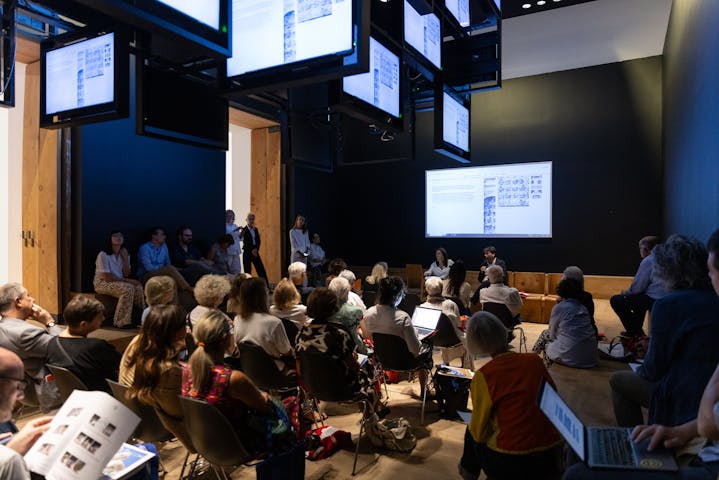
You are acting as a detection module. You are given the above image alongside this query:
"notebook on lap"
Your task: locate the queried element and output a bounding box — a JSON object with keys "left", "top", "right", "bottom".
{"left": 538, "top": 380, "right": 677, "bottom": 471}
{"left": 410, "top": 306, "right": 442, "bottom": 341}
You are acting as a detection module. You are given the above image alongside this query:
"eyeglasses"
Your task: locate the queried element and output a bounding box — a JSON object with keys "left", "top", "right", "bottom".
{"left": 0, "top": 375, "right": 27, "bottom": 391}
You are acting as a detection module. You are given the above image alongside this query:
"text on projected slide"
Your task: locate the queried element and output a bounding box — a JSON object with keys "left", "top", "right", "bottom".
{"left": 425, "top": 161, "right": 552, "bottom": 238}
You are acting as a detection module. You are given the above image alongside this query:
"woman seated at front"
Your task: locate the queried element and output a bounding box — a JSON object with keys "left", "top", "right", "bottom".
{"left": 182, "top": 310, "right": 294, "bottom": 454}
{"left": 424, "top": 247, "right": 453, "bottom": 279}
{"left": 233, "top": 277, "right": 294, "bottom": 374}
{"left": 363, "top": 276, "right": 433, "bottom": 394}
{"left": 460, "top": 312, "right": 562, "bottom": 480}
{"left": 120, "top": 304, "right": 193, "bottom": 450}
{"left": 47, "top": 295, "right": 121, "bottom": 393}
{"left": 296, "top": 288, "right": 380, "bottom": 415}
{"left": 532, "top": 278, "right": 598, "bottom": 369}
{"left": 269, "top": 278, "right": 308, "bottom": 329}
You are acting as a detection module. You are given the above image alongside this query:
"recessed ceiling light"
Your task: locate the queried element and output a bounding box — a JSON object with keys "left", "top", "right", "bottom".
{"left": 553, "top": 0, "right": 561, "bottom": 2}
{"left": 522, "top": 3, "right": 531, "bottom": 8}
{"left": 537, "top": 0, "right": 546, "bottom": 4}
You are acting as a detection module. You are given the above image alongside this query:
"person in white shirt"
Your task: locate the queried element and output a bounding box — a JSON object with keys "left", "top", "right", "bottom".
{"left": 93, "top": 231, "right": 145, "bottom": 328}
{"left": 479, "top": 265, "right": 523, "bottom": 318}
{"left": 338, "top": 270, "right": 367, "bottom": 312}
{"left": 224, "top": 210, "right": 243, "bottom": 275}
{"left": 0, "top": 347, "right": 53, "bottom": 480}
{"left": 308, "top": 233, "right": 327, "bottom": 287}
{"left": 424, "top": 247, "right": 454, "bottom": 279}
{"left": 188, "top": 274, "right": 231, "bottom": 328}
{"left": 269, "top": 278, "right": 308, "bottom": 329}
{"left": 289, "top": 215, "right": 311, "bottom": 264}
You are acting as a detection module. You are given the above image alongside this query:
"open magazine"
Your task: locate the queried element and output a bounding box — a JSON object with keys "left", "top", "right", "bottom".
{"left": 24, "top": 390, "right": 151, "bottom": 480}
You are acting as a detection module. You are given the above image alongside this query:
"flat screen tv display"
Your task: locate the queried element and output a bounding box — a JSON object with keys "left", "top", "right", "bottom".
{"left": 404, "top": 0, "right": 441, "bottom": 69}
{"left": 445, "top": 0, "right": 470, "bottom": 27}
{"left": 426, "top": 161, "right": 553, "bottom": 238}
{"left": 434, "top": 87, "right": 470, "bottom": 163}
{"left": 342, "top": 36, "right": 400, "bottom": 119}
{"left": 155, "top": 0, "right": 220, "bottom": 30}
{"left": 40, "top": 28, "right": 128, "bottom": 129}
{"left": 227, "top": 0, "right": 354, "bottom": 78}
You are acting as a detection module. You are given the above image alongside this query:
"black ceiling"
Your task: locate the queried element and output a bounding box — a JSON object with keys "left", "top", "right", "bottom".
{"left": 500, "top": 0, "right": 598, "bottom": 19}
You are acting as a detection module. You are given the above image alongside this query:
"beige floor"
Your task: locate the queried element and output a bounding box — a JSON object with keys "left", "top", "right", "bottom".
{"left": 19, "top": 299, "right": 635, "bottom": 479}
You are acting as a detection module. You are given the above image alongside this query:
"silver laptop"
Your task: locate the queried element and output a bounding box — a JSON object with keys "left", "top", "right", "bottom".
{"left": 538, "top": 380, "right": 677, "bottom": 471}
{"left": 411, "top": 307, "right": 442, "bottom": 341}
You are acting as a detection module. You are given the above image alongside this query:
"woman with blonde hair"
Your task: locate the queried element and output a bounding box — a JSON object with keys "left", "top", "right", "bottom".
{"left": 140, "top": 275, "right": 176, "bottom": 324}
{"left": 269, "top": 278, "right": 308, "bottom": 328}
{"left": 120, "top": 304, "right": 192, "bottom": 449}
{"left": 182, "top": 310, "right": 291, "bottom": 453}
{"left": 363, "top": 261, "right": 388, "bottom": 293}
{"left": 459, "top": 312, "right": 562, "bottom": 480}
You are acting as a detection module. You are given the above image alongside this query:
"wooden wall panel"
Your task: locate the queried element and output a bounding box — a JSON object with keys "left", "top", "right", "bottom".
{"left": 250, "top": 128, "right": 281, "bottom": 284}
{"left": 21, "top": 62, "right": 59, "bottom": 313}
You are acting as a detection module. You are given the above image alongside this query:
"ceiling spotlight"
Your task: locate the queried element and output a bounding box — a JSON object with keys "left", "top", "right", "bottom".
{"left": 537, "top": 0, "right": 546, "bottom": 4}
{"left": 553, "top": 0, "right": 561, "bottom": 2}
{"left": 522, "top": 3, "right": 531, "bottom": 8}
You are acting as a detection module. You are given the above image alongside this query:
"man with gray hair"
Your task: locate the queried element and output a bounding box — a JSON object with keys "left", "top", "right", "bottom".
{"left": 479, "top": 265, "right": 523, "bottom": 318}
{"left": 288, "top": 262, "right": 314, "bottom": 304}
{"left": 338, "top": 270, "right": 367, "bottom": 312}
{"left": 610, "top": 236, "right": 667, "bottom": 337}
{"left": 0, "top": 347, "right": 53, "bottom": 479}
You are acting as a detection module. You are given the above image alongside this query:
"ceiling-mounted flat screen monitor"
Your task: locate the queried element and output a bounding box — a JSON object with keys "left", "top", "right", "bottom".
{"left": 137, "top": 62, "right": 228, "bottom": 151}
{"left": 40, "top": 28, "right": 128, "bottom": 129}
{"left": 445, "top": 0, "right": 470, "bottom": 27}
{"left": 342, "top": 36, "right": 401, "bottom": 119}
{"left": 155, "top": 0, "right": 220, "bottom": 29}
{"left": 226, "top": 0, "right": 367, "bottom": 94}
{"left": 434, "top": 86, "right": 470, "bottom": 163}
{"left": 426, "top": 161, "right": 553, "bottom": 238}
{"left": 404, "top": 0, "right": 441, "bottom": 69}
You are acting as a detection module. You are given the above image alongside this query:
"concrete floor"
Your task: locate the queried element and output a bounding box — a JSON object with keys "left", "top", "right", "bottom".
{"left": 19, "top": 299, "right": 635, "bottom": 479}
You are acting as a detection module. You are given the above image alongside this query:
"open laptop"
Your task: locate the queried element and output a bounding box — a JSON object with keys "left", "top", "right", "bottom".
{"left": 411, "top": 306, "right": 442, "bottom": 341}
{"left": 538, "top": 380, "right": 677, "bottom": 471}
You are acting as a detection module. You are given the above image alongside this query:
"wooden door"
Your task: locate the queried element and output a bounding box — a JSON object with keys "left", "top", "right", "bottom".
{"left": 21, "top": 62, "right": 60, "bottom": 313}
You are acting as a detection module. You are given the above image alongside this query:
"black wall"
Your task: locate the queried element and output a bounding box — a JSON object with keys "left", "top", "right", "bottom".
{"left": 74, "top": 67, "right": 225, "bottom": 292}
{"left": 662, "top": 0, "right": 719, "bottom": 242}
{"left": 292, "top": 56, "right": 663, "bottom": 275}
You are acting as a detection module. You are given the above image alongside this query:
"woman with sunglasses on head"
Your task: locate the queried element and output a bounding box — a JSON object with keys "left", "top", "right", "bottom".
{"left": 182, "top": 310, "right": 293, "bottom": 454}
{"left": 93, "top": 231, "right": 145, "bottom": 328}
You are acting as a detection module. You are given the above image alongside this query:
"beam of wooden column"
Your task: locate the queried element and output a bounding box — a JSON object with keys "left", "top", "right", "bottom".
{"left": 22, "top": 61, "right": 59, "bottom": 313}
{"left": 250, "top": 127, "right": 281, "bottom": 284}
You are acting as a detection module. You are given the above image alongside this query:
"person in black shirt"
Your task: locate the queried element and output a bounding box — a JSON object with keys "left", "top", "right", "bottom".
{"left": 241, "top": 213, "right": 268, "bottom": 284}
{"left": 46, "top": 295, "right": 121, "bottom": 393}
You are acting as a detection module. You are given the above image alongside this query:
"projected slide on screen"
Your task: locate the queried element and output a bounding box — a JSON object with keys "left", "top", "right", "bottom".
{"left": 227, "top": 0, "right": 353, "bottom": 77}
{"left": 156, "top": 0, "right": 220, "bottom": 29}
{"left": 426, "top": 161, "right": 552, "bottom": 238}
{"left": 443, "top": 92, "right": 469, "bottom": 152}
{"left": 45, "top": 32, "right": 114, "bottom": 115}
{"left": 445, "top": 0, "right": 470, "bottom": 27}
{"left": 404, "top": 1, "right": 441, "bottom": 69}
{"left": 343, "top": 36, "right": 400, "bottom": 118}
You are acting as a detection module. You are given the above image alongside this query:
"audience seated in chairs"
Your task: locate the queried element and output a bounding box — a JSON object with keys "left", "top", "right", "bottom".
{"left": 328, "top": 277, "right": 368, "bottom": 354}
{"left": 188, "top": 274, "right": 231, "bottom": 329}
{"left": 561, "top": 266, "right": 597, "bottom": 338}
{"left": 140, "top": 276, "right": 176, "bottom": 324}
{"left": 338, "top": 270, "right": 367, "bottom": 312}
{"left": 479, "top": 265, "right": 523, "bottom": 320}
{"left": 442, "top": 260, "right": 473, "bottom": 316}
{"left": 296, "top": 288, "right": 381, "bottom": 415}
{"left": 233, "top": 277, "right": 295, "bottom": 376}
{"left": 46, "top": 295, "right": 120, "bottom": 393}
{"left": 563, "top": 229, "right": 719, "bottom": 480}
{"left": 460, "top": 312, "right": 563, "bottom": 480}
{"left": 363, "top": 276, "right": 433, "bottom": 396}
{"left": 182, "top": 310, "right": 294, "bottom": 455}
{"left": 136, "top": 227, "right": 193, "bottom": 293}
{"left": 93, "top": 230, "right": 145, "bottom": 328}
{"left": 120, "top": 304, "right": 194, "bottom": 450}
{"left": 609, "top": 234, "right": 719, "bottom": 428}
{"left": 269, "top": 278, "right": 309, "bottom": 330}
{"left": 532, "top": 279, "right": 598, "bottom": 369}
{"left": 421, "top": 277, "right": 470, "bottom": 366}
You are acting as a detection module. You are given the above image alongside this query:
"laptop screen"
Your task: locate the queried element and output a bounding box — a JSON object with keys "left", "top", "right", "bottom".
{"left": 538, "top": 381, "right": 585, "bottom": 461}
{"left": 411, "top": 307, "right": 442, "bottom": 330}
